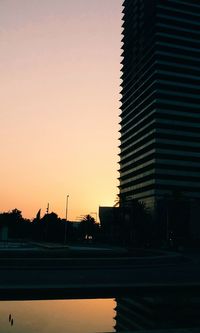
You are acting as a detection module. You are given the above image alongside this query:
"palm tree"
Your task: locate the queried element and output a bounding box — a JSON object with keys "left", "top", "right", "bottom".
{"left": 79, "top": 214, "right": 96, "bottom": 241}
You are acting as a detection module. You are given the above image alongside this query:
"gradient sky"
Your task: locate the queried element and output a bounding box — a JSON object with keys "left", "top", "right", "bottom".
{"left": 0, "top": 0, "right": 122, "bottom": 220}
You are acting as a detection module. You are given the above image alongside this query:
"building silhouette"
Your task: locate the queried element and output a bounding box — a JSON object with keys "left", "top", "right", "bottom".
{"left": 119, "top": 0, "right": 200, "bottom": 214}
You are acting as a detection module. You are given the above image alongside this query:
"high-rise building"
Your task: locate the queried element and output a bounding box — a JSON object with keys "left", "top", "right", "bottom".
{"left": 119, "top": 0, "right": 200, "bottom": 212}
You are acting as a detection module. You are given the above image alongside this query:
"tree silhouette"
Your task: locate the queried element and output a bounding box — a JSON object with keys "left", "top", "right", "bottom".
{"left": 79, "top": 214, "right": 98, "bottom": 241}
{"left": 118, "top": 199, "right": 152, "bottom": 247}
{"left": 40, "top": 212, "right": 63, "bottom": 242}
{"left": 0, "top": 209, "right": 31, "bottom": 240}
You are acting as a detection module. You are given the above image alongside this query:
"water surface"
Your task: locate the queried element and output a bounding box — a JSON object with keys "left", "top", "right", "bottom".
{"left": 0, "top": 299, "right": 116, "bottom": 333}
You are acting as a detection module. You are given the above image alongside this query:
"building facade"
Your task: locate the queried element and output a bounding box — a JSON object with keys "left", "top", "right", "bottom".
{"left": 119, "top": 0, "right": 200, "bottom": 212}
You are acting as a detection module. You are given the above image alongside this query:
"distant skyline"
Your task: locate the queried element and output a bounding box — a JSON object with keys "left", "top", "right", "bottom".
{"left": 0, "top": 0, "right": 122, "bottom": 220}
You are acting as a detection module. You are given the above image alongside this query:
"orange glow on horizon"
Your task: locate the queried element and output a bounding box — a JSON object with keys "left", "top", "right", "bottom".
{"left": 0, "top": 0, "right": 122, "bottom": 220}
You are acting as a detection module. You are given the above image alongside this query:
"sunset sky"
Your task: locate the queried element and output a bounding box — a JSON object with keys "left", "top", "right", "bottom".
{"left": 0, "top": 0, "right": 122, "bottom": 221}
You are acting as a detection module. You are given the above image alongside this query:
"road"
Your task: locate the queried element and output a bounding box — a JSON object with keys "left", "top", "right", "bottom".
{"left": 0, "top": 255, "right": 200, "bottom": 300}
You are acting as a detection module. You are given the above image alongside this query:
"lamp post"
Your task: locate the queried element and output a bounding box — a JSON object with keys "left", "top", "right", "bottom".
{"left": 64, "top": 195, "right": 69, "bottom": 244}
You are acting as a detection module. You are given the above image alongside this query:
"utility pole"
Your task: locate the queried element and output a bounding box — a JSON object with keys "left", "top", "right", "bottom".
{"left": 46, "top": 203, "right": 49, "bottom": 214}
{"left": 64, "top": 195, "right": 69, "bottom": 244}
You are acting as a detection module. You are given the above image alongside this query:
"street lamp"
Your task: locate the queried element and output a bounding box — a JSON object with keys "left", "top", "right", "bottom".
{"left": 64, "top": 195, "right": 69, "bottom": 244}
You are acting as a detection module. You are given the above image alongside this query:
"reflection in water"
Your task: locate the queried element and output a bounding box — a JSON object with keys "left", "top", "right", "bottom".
{"left": 115, "top": 295, "right": 200, "bottom": 331}
{"left": 1, "top": 294, "right": 199, "bottom": 332}
{"left": 0, "top": 299, "right": 116, "bottom": 333}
